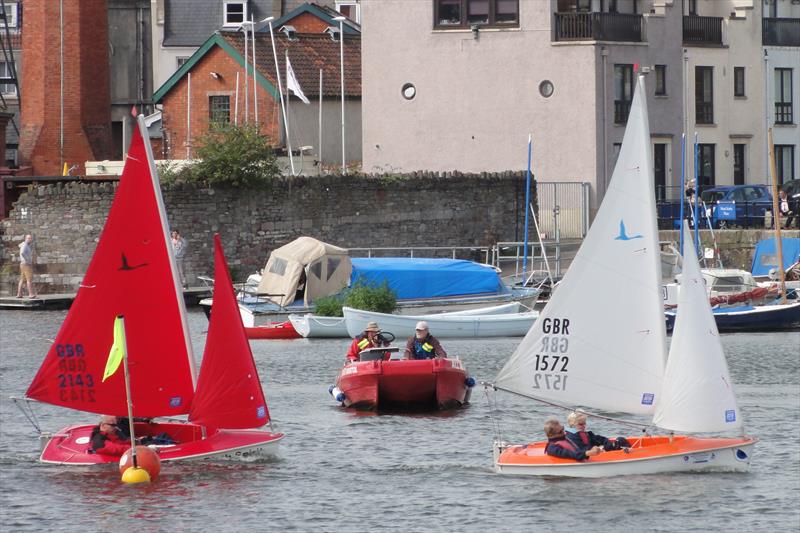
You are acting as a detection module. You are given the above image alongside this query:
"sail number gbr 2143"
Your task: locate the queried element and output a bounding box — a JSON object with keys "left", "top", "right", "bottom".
{"left": 532, "top": 318, "right": 569, "bottom": 392}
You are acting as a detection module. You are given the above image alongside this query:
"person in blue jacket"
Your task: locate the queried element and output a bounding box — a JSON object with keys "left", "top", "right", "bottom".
{"left": 543, "top": 417, "right": 603, "bottom": 461}
{"left": 565, "top": 411, "right": 631, "bottom": 451}
{"left": 403, "top": 321, "right": 447, "bottom": 360}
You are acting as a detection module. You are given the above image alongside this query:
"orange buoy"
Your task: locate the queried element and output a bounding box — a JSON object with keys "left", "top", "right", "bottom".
{"left": 119, "top": 445, "right": 161, "bottom": 481}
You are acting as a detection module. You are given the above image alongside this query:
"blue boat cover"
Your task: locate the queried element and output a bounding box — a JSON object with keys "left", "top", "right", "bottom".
{"left": 751, "top": 237, "right": 800, "bottom": 276}
{"left": 350, "top": 258, "right": 502, "bottom": 299}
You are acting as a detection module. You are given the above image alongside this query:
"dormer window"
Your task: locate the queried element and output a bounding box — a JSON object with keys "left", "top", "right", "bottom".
{"left": 325, "top": 26, "right": 341, "bottom": 42}
{"left": 280, "top": 25, "right": 299, "bottom": 41}
{"left": 223, "top": 1, "right": 247, "bottom": 27}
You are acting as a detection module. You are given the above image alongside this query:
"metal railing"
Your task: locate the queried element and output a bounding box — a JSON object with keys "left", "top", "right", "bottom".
{"left": 775, "top": 102, "right": 793, "bottom": 124}
{"left": 614, "top": 100, "right": 631, "bottom": 124}
{"left": 763, "top": 17, "right": 800, "bottom": 47}
{"left": 348, "top": 246, "right": 492, "bottom": 264}
{"left": 554, "top": 12, "right": 643, "bottom": 42}
{"left": 683, "top": 15, "right": 723, "bottom": 45}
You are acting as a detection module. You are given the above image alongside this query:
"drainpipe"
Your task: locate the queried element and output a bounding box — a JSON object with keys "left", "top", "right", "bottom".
{"left": 601, "top": 46, "right": 609, "bottom": 200}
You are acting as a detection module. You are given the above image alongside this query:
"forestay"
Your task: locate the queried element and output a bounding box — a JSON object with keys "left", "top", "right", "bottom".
{"left": 653, "top": 223, "right": 741, "bottom": 433}
{"left": 494, "top": 75, "right": 666, "bottom": 415}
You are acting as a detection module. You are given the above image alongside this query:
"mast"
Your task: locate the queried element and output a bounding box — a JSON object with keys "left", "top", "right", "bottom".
{"left": 767, "top": 128, "right": 788, "bottom": 304}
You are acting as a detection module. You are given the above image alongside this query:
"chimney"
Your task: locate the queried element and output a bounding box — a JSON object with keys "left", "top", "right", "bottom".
{"left": 19, "top": 0, "right": 113, "bottom": 175}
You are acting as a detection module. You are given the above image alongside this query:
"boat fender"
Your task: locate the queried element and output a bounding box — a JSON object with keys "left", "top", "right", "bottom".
{"left": 328, "top": 385, "right": 346, "bottom": 403}
{"left": 465, "top": 377, "right": 476, "bottom": 388}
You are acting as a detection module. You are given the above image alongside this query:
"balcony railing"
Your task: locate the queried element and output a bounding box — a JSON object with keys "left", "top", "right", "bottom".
{"left": 683, "top": 15, "right": 723, "bottom": 45}
{"left": 554, "top": 12, "right": 644, "bottom": 42}
{"left": 614, "top": 100, "right": 631, "bottom": 124}
{"left": 763, "top": 18, "right": 800, "bottom": 47}
{"left": 696, "top": 102, "right": 714, "bottom": 124}
{"left": 775, "top": 103, "right": 794, "bottom": 124}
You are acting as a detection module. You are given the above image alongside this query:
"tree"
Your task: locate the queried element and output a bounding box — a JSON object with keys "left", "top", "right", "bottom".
{"left": 191, "top": 124, "right": 281, "bottom": 187}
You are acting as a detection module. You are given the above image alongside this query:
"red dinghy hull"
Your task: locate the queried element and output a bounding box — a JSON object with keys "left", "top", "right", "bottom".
{"left": 39, "top": 422, "right": 284, "bottom": 465}
{"left": 245, "top": 321, "right": 301, "bottom": 340}
{"left": 335, "top": 358, "right": 470, "bottom": 410}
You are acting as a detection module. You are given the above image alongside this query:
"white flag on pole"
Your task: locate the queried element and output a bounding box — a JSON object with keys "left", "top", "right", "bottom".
{"left": 286, "top": 56, "right": 310, "bottom": 104}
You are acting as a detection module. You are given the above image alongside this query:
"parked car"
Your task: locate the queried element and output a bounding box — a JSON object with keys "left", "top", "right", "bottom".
{"left": 700, "top": 184, "right": 773, "bottom": 228}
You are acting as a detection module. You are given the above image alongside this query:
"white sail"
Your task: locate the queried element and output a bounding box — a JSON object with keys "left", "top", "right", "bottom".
{"left": 494, "top": 75, "right": 666, "bottom": 415}
{"left": 653, "top": 222, "right": 742, "bottom": 432}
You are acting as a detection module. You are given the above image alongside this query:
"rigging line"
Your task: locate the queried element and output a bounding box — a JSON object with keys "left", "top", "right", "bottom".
{"left": 11, "top": 397, "right": 42, "bottom": 433}
{"left": 490, "top": 384, "right": 652, "bottom": 431}
{"left": 482, "top": 384, "right": 503, "bottom": 441}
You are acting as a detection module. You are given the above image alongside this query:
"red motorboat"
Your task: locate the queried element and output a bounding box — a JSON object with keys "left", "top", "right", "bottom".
{"left": 245, "top": 321, "right": 301, "bottom": 340}
{"left": 23, "top": 120, "right": 282, "bottom": 465}
{"left": 332, "top": 349, "right": 474, "bottom": 411}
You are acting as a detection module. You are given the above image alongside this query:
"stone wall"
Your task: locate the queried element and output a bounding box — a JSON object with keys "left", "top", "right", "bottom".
{"left": 0, "top": 172, "right": 534, "bottom": 294}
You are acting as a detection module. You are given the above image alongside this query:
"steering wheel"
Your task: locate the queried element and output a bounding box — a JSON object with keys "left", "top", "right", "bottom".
{"left": 376, "top": 331, "right": 395, "bottom": 344}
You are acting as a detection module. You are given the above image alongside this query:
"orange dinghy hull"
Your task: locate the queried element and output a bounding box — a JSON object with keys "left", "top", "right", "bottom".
{"left": 493, "top": 435, "right": 757, "bottom": 477}
{"left": 335, "top": 358, "right": 471, "bottom": 411}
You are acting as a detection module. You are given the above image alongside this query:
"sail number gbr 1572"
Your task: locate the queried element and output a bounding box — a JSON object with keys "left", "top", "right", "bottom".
{"left": 532, "top": 318, "right": 569, "bottom": 392}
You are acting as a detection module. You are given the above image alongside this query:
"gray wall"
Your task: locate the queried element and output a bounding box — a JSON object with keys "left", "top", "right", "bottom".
{"left": 285, "top": 98, "right": 362, "bottom": 167}
{"left": 0, "top": 172, "right": 533, "bottom": 294}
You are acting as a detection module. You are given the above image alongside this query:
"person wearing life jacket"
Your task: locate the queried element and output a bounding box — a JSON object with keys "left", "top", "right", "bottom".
{"left": 346, "top": 321, "right": 391, "bottom": 362}
{"left": 543, "top": 417, "right": 603, "bottom": 461}
{"left": 403, "top": 321, "right": 447, "bottom": 360}
{"left": 89, "top": 415, "right": 132, "bottom": 456}
{"left": 565, "top": 411, "right": 631, "bottom": 452}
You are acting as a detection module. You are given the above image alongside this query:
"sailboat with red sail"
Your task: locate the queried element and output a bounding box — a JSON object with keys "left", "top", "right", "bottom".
{"left": 24, "top": 117, "right": 283, "bottom": 464}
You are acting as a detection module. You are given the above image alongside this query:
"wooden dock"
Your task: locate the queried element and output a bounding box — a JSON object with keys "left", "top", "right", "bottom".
{"left": 0, "top": 287, "right": 212, "bottom": 310}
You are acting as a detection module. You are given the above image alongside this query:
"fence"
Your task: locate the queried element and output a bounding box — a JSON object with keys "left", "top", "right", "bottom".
{"left": 535, "top": 182, "right": 591, "bottom": 239}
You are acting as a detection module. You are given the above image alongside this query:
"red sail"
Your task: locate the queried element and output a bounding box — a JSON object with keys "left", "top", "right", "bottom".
{"left": 189, "top": 235, "right": 271, "bottom": 429}
{"left": 26, "top": 123, "right": 196, "bottom": 417}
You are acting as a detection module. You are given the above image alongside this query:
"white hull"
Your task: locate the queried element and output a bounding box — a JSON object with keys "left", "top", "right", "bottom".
{"left": 344, "top": 306, "right": 539, "bottom": 339}
{"left": 492, "top": 440, "right": 755, "bottom": 478}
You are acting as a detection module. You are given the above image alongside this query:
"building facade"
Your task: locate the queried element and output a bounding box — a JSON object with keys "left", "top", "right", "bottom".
{"left": 361, "top": 0, "right": 799, "bottom": 208}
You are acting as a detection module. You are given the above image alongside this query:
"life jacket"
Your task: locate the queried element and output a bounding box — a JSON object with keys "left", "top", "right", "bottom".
{"left": 552, "top": 438, "right": 579, "bottom": 452}
{"left": 412, "top": 336, "right": 435, "bottom": 359}
{"left": 576, "top": 431, "right": 590, "bottom": 446}
{"left": 357, "top": 335, "right": 371, "bottom": 351}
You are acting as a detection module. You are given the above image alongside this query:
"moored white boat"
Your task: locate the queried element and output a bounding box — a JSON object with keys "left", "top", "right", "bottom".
{"left": 343, "top": 306, "right": 538, "bottom": 339}
{"left": 491, "top": 76, "right": 755, "bottom": 477}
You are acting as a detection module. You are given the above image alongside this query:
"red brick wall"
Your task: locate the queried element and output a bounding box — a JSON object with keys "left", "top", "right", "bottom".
{"left": 160, "top": 46, "right": 281, "bottom": 159}
{"left": 288, "top": 13, "right": 333, "bottom": 33}
{"left": 19, "top": 0, "right": 112, "bottom": 175}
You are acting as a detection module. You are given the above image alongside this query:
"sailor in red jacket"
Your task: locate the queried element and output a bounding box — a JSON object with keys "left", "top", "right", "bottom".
{"left": 543, "top": 417, "right": 603, "bottom": 461}
{"left": 565, "top": 411, "right": 631, "bottom": 451}
{"left": 346, "top": 321, "right": 390, "bottom": 362}
{"left": 90, "top": 415, "right": 131, "bottom": 456}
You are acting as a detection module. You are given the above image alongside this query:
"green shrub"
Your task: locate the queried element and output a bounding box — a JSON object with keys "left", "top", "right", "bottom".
{"left": 344, "top": 280, "right": 397, "bottom": 314}
{"left": 314, "top": 295, "right": 345, "bottom": 317}
{"left": 191, "top": 124, "right": 280, "bottom": 187}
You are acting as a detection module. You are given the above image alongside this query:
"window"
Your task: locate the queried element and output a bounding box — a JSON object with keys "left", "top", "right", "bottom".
{"left": 209, "top": 95, "right": 231, "bottom": 125}
{"left": 176, "top": 57, "right": 190, "bottom": 69}
{"left": 223, "top": 2, "right": 247, "bottom": 26}
{"left": 734, "top": 67, "right": 745, "bottom": 97}
{"left": 613, "top": 64, "right": 634, "bottom": 124}
{"left": 5, "top": 146, "right": 17, "bottom": 167}
{"left": 688, "top": 0, "right": 697, "bottom": 16}
{"left": 698, "top": 144, "right": 715, "bottom": 187}
{"left": 0, "top": 60, "right": 16, "bottom": 95}
{"left": 336, "top": 2, "right": 361, "bottom": 24}
{"left": 775, "top": 68, "right": 793, "bottom": 124}
{"left": 733, "top": 144, "right": 745, "bottom": 185}
{"left": 775, "top": 145, "right": 795, "bottom": 184}
{"left": 612, "top": 142, "right": 622, "bottom": 169}
{"left": 695, "top": 66, "right": 713, "bottom": 124}
{"left": 433, "top": 0, "right": 519, "bottom": 29}
{"left": 655, "top": 65, "right": 667, "bottom": 96}
{"left": 1, "top": 3, "right": 17, "bottom": 28}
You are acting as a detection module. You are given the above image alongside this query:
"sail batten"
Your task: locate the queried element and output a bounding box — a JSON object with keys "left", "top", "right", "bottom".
{"left": 494, "top": 75, "right": 667, "bottom": 416}
{"left": 25, "top": 118, "right": 196, "bottom": 417}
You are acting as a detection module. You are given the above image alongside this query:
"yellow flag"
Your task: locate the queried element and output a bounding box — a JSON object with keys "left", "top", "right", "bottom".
{"left": 62, "top": 162, "right": 69, "bottom": 176}
{"left": 103, "top": 316, "right": 127, "bottom": 382}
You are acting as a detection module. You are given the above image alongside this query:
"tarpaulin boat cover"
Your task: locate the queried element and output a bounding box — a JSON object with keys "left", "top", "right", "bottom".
{"left": 751, "top": 237, "right": 800, "bottom": 276}
{"left": 257, "top": 237, "right": 351, "bottom": 307}
{"left": 350, "top": 258, "right": 502, "bottom": 299}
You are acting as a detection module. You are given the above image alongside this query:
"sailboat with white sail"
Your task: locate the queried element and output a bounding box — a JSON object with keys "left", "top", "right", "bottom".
{"left": 490, "top": 75, "right": 756, "bottom": 477}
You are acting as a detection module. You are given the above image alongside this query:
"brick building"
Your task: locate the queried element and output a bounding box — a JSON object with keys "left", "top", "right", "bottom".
{"left": 153, "top": 22, "right": 361, "bottom": 168}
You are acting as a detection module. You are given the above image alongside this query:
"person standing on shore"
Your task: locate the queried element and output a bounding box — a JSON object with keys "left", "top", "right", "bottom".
{"left": 171, "top": 230, "right": 187, "bottom": 288}
{"left": 17, "top": 234, "right": 36, "bottom": 298}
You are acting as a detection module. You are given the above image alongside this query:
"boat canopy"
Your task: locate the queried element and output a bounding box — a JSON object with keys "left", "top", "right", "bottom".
{"left": 350, "top": 258, "right": 502, "bottom": 299}
{"left": 257, "top": 237, "right": 351, "bottom": 307}
{"left": 751, "top": 237, "right": 800, "bottom": 277}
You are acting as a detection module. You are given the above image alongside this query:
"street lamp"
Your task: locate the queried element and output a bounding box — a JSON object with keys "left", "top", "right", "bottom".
{"left": 333, "top": 16, "right": 346, "bottom": 174}
{"left": 239, "top": 21, "right": 250, "bottom": 122}
{"left": 263, "top": 16, "right": 296, "bottom": 175}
